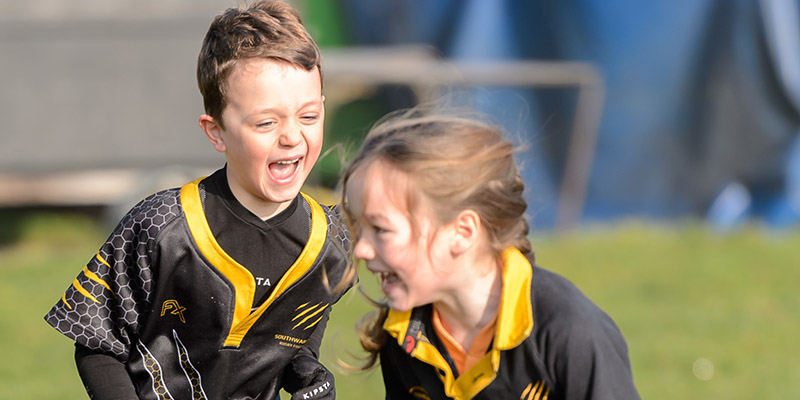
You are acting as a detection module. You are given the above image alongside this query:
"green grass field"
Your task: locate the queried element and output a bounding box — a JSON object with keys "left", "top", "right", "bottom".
{"left": 2, "top": 210, "right": 798, "bottom": 399}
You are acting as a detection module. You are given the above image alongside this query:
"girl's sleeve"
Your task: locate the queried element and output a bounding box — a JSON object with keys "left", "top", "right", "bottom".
{"left": 549, "top": 307, "right": 641, "bottom": 400}
{"left": 533, "top": 266, "right": 640, "bottom": 399}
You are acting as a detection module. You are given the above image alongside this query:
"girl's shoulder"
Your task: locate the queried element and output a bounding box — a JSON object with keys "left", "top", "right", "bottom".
{"left": 529, "top": 264, "right": 620, "bottom": 336}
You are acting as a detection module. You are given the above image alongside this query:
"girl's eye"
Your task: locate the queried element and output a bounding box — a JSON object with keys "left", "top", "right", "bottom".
{"left": 373, "top": 225, "right": 388, "bottom": 235}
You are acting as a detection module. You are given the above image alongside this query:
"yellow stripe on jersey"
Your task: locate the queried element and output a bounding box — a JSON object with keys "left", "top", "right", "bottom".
{"left": 72, "top": 279, "right": 100, "bottom": 304}
{"left": 305, "top": 315, "right": 324, "bottom": 330}
{"left": 181, "top": 179, "right": 328, "bottom": 347}
{"left": 83, "top": 266, "right": 114, "bottom": 295}
{"left": 247, "top": 193, "right": 327, "bottom": 336}
{"left": 495, "top": 248, "right": 534, "bottom": 350}
{"left": 527, "top": 381, "right": 541, "bottom": 400}
{"left": 181, "top": 178, "right": 257, "bottom": 346}
{"left": 526, "top": 380, "right": 550, "bottom": 400}
{"left": 292, "top": 302, "right": 322, "bottom": 321}
{"left": 521, "top": 383, "right": 532, "bottom": 399}
{"left": 292, "top": 303, "right": 328, "bottom": 330}
{"left": 62, "top": 293, "right": 73, "bottom": 310}
{"left": 95, "top": 251, "right": 111, "bottom": 268}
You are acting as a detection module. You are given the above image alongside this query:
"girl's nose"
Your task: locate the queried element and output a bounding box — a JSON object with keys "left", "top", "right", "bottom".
{"left": 353, "top": 236, "right": 375, "bottom": 260}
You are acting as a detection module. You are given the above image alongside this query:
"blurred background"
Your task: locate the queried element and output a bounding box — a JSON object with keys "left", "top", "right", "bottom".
{"left": 1, "top": 0, "right": 798, "bottom": 399}
{"left": 3, "top": 0, "right": 800, "bottom": 230}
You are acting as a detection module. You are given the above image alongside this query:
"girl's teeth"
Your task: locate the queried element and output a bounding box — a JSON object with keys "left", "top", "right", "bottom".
{"left": 374, "top": 271, "right": 396, "bottom": 282}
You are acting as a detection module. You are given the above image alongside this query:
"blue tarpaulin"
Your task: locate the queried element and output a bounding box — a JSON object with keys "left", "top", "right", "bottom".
{"left": 337, "top": 0, "right": 800, "bottom": 229}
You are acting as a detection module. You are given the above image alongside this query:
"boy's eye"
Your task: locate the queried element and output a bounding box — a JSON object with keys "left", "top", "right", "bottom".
{"left": 256, "top": 121, "right": 276, "bottom": 129}
{"left": 300, "top": 114, "right": 319, "bottom": 123}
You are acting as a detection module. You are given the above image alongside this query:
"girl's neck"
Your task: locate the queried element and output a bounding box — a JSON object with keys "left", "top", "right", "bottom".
{"left": 434, "top": 254, "right": 503, "bottom": 351}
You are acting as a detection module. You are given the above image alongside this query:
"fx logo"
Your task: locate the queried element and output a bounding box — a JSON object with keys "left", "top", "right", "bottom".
{"left": 161, "top": 299, "right": 187, "bottom": 323}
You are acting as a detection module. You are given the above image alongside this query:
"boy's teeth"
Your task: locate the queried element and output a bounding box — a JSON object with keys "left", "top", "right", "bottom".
{"left": 277, "top": 158, "right": 299, "bottom": 165}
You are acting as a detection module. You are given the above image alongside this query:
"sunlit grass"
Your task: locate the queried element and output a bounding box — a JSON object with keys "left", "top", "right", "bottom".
{"left": 0, "top": 211, "right": 106, "bottom": 399}
{"left": 2, "top": 212, "right": 798, "bottom": 399}
{"left": 530, "top": 221, "right": 800, "bottom": 399}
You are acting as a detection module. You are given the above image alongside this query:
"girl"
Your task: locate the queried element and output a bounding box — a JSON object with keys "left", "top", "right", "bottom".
{"left": 340, "top": 109, "right": 640, "bottom": 400}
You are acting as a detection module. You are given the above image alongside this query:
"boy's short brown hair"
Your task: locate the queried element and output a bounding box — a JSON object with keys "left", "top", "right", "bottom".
{"left": 197, "top": 0, "right": 322, "bottom": 128}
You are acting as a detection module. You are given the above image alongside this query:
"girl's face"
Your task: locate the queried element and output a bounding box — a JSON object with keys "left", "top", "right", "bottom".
{"left": 347, "top": 160, "right": 457, "bottom": 312}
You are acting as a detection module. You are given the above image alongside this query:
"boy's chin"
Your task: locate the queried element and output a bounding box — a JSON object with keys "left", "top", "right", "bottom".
{"left": 263, "top": 192, "right": 301, "bottom": 208}
{"left": 264, "top": 181, "right": 304, "bottom": 203}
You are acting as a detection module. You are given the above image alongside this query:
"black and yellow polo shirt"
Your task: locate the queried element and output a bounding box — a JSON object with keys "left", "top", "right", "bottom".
{"left": 379, "top": 248, "right": 640, "bottom": 400}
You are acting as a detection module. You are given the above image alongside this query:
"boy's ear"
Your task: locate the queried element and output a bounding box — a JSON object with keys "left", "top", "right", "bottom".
{"left": 199, "top": 114, "right": 226, "bottom": 153}
{"left": 451, "top": 209, "right": 481, "bottom": 255}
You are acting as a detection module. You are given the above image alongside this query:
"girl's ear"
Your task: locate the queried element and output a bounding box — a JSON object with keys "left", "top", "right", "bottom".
{"left": 199, "top": 114, "right": 226, "bottom": 153}
{"left": 451, "top": 209, "right": 481, "bottom": 255}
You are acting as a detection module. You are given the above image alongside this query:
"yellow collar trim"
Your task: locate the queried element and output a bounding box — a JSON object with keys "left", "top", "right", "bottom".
{"left": 494, "top": 247, "right": 534, "bottom": 349}
{"left": 383, "top": 247, "right": 533, "bottom": 399}
{"left": 181, "top": 178, "right": 328, "bottom": 347}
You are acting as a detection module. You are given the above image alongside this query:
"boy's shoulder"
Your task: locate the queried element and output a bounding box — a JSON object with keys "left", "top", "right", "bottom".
{"left": 126, "top": 187, "right": 183, "bottom": 219}
{"left": 112, "top": 187, "right": 184, "bottom": 236}
{"left": 305, "top": 198, "right": 350, "bottom": 254}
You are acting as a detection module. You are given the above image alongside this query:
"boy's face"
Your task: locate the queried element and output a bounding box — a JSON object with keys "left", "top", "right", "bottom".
{"left": 201, "top": 59, "right": 324, "bottom": 219}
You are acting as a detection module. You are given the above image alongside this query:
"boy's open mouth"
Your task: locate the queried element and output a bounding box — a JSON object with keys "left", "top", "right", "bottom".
{"left": 268, "top": 157, "right": 301, "bottom": 181}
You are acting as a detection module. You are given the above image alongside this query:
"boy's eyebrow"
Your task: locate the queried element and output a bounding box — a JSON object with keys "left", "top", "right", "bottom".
{"left": 249, "top": 99, "right": 323, "bottom": 118}
{"left": 297, "top": 98, "right": 324, "bottom": 110}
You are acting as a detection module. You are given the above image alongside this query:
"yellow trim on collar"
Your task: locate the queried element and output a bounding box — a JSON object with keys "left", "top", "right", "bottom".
{"left": 384, "top": 309, "right": 412, "bottom": 346}
{"left": 181, "top": 178, "right": 328, "bottom": 347}
{"left": 383, "top": 247, "right": 534, "bottom": 400}
{"left": 495, "top": 247, "right": 534, "bottom": 349}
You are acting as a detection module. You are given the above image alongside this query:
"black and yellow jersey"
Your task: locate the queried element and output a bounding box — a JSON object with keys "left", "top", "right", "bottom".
{"left": 379, "top": 248, "right": 640, "bottom": 400}
{"left": 44, "top": 170, "right": 351, "bottom": 400}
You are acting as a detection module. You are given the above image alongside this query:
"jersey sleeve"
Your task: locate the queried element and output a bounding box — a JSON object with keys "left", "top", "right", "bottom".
{"left": 44, "top": 189, "right": 182, "bottom": 361}
{"left": 280, "top": 203, "right": 346, "bottom": 397}
{"left": 552, "top": 311, "right": 640, "bottom": 399}
{"left": 323, "top": 203, "right": 356, "bottom": 301}
{"left": 282, "top": 350, "right": 336, "bottom": 399}
{"left": 74, "top": 343, "right": 138, "bottom": 399}
{"left": 534, "top": 267, "right": 640, "bottom": 399}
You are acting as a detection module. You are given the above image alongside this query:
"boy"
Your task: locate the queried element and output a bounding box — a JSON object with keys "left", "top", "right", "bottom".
{"left": 44, "top": 1, "right": 351, "bottom": 399}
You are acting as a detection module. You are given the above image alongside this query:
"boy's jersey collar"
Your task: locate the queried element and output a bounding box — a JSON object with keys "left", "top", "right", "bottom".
{"left": 181, "top": 178, "right": 328, "bottom": 347}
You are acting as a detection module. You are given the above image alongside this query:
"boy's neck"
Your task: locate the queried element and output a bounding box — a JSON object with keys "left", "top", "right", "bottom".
{"left": 225, "top": 168, "right": 292, "bottom": 221}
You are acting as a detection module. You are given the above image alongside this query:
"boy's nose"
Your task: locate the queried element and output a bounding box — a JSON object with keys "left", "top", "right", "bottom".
{"left": 279, "top": 122, "right": 303, "bottom": 147}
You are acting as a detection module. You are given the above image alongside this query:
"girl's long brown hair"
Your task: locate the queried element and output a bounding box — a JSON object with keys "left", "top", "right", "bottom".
{"left": 339, "top": 107, "right": 532, "bottom": 370}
